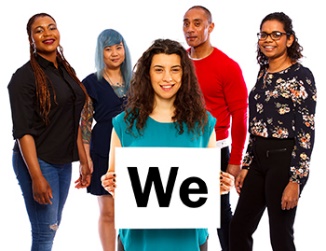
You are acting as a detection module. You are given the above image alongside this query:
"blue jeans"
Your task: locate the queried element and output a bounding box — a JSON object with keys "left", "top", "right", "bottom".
{"left": 12, "top": 150, "right": 72, "bottom": 251}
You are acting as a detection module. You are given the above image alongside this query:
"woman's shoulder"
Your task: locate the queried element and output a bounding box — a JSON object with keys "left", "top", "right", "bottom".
{"left": 292, "top": 63, "right": 313, "bottom": 76}
{"left": 291, "top": 63, "right": 316, "bottom": 85}
{"left": 112, "top": 112, "right": 128, "bottom": 138}
{"left": 206, "top": 111, "right": 217, "bottom": 125}
{"left": 82, "top": 72, "right": 98, "bottom": 84}
{"left": 82, "top": 73, "right": 102, "bottom": 95}
{"left": 12, "top": 61, "right": 33, "bottom": 76}
{"left": 8, "top": 61, "right": 34, "bottom": 88}
{"left": 200, "top": 111, "right": 216, "bottom": 134}
{"left": 113, "top": 111, "right": 126, "bottom": 124}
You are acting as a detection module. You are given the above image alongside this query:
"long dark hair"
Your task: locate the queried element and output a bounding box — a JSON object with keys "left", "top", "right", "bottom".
{"left": 257, "top": 12, "right": 303, "bottom": 66}
{"left": 124, "top": 38, "right": 208, "bottom": 136}
{"left": 27, "top": 13, "right": 89, "bottom": 125}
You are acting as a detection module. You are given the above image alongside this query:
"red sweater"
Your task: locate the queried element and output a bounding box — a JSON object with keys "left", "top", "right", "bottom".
{"left": 190, "top": 47, "right": 248, "bottom": 165}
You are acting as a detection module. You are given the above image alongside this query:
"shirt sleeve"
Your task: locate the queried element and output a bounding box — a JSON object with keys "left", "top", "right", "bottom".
{"left": 7, "top": 66, "right": 38, "bottom": 139}
{"left": 224, "top": 61, "right": 248, "bottom": 165}
{"left": 290, "top": 68, "right": 317, "bottom": 184}
{"left": 241, "top": 135, "right": 253, "bottom": 169}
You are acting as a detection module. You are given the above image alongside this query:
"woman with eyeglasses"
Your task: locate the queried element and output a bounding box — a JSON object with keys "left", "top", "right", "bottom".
{"left": 229, "top": 12, "right": 317, "bottom": 251}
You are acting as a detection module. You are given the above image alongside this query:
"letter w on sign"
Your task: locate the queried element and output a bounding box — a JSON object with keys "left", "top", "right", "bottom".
{"left": 128, "top": 166, "right": 178, "bottom": 207}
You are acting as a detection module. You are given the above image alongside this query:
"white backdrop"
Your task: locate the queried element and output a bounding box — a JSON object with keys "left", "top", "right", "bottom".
{"left": 1, "top": 0, "right": 324, "bottom": 250}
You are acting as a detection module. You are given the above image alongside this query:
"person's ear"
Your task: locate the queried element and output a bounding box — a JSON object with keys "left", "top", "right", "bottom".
{"left": 208, "top": 22, "right": 215, "bottom": 33}
{"left": 287, "top": 34, "right": 294, "bottom": 48}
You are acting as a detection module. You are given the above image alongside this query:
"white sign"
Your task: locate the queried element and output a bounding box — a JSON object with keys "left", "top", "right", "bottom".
{"left": 115, "top": 147, "right": 221, "bottom": 229}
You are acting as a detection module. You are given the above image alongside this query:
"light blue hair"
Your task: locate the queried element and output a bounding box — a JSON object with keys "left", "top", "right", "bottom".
{"left": 95, "top": 29, "right": 132, "bottom": 88}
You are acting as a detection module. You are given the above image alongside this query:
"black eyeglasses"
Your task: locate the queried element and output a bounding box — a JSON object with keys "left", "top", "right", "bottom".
{"left": 257, "top": 31, "right": 289, "bottom": 41}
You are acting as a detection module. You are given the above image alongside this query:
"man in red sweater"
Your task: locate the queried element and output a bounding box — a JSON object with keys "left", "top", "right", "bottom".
{"left": 183, "top": 5, "right": 248, "bottom": 251}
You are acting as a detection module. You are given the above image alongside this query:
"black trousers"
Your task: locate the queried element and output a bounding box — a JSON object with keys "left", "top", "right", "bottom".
{"left": 229, "top": 137, "right": 302, "bottom": 251}
{"left": 217, "top": 146, "right": 232, "bottom": 251}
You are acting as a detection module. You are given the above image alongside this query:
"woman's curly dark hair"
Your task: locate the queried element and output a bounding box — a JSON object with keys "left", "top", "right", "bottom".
{"left": 257, "top": 12, "right": 303, "bottom": 66}
{"left": 124, "top": 38, "right": 208, "bottom": 136}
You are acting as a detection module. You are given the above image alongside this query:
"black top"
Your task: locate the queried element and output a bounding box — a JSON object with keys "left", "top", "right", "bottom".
{"left": 243, "top": 63, "right": 317, "bottom": 184}
{"left": 8, "top": 55, "right": 86, "bottom": 164}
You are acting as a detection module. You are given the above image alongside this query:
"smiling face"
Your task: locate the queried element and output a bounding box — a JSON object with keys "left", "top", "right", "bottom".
{"left": 258, "top": 19, "right": 294, "bottom": 61}
{"left": 150, "top": 53, "right": 182, "bottom": 103}
{"left": 30, "top": 15, "right": 60, "bottom": 60}
{"left": 103, "top": 42, "right": 125, "bottom": 70}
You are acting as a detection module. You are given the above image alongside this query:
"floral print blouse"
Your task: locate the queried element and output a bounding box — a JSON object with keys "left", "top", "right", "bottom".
{"left": 242, "top": 63, "right": 317, "bottom": 184}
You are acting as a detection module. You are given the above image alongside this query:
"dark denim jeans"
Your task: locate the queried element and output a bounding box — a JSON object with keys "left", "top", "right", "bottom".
{"left": 12, "top": 150, "right": 72, "bottom": 251}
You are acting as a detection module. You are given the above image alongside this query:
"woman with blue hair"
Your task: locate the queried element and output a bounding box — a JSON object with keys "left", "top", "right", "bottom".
{"left": 80, "top": 28, "right": 132, "bottom": 251}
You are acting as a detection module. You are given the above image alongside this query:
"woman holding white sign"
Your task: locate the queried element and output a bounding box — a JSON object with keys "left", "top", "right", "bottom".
{"left": 101, "top": 38, "right": 234, "bottom": 251}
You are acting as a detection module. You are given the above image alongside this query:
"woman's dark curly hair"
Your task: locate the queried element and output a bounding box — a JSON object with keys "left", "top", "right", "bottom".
{"left": 124, "top": 38, "right": 208, "bottom": 136}
{"left": 257, "top": 12, "right": 303, "bottom": 66}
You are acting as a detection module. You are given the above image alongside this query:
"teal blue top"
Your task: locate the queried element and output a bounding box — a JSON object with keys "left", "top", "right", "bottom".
{"left": 112, "top": 111, "right": 216, "bottom": 251}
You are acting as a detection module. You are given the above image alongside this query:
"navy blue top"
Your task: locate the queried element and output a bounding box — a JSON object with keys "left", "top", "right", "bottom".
{"left": 82, "top": 73, "right": 126, "bottom": 157}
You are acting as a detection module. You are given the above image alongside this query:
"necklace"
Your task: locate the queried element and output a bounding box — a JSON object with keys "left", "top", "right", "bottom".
{"left": 103, "top": 70, "right": 124, "bottom": 87}
{"left": 103, "top": 70, "right": 126, "bottom": 98}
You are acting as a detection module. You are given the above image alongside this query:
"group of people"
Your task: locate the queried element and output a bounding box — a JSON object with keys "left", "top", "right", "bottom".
{"left": 7, "top": 4, "right": 316, "bottom": 251}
